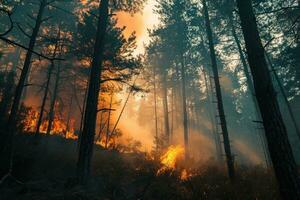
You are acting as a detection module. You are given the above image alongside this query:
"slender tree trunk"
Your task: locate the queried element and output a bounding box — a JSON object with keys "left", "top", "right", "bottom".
{"left": 46, "top": 59, "right": 61, "bottom": 135}
{"left": 96, "top": 110, "right": 104, "bottom": 142}
{"left": 198, "top": 35, "right": 223, "bottom": 162}
{"left": 229, "top": 14, "right": 270, "bottom": 167}
{"left": 203, "top": 0, "right": 235, "bottom": 180}
{"left": 203, "top": 69, "right": 222, "bottom": 162}
{"left": 174, "top": 63, "right": 182, "bottom": 130}
{"left": 170, "top": 86, "right": 174, "bottom": 142}
{"left": 203, "top": 0, "right": 234, "bottom": 178}
{"left": 161, "top": 70, "right": 170, "bottom": 144}
{"left": 180, "top": 57, "right": 189, "bottom": 160}
{"left": 0, "top": 0, "right": 47, "bottom": 173}
{"left": 35, "top": 60, "right": 54, "bottom": 135}
{"left": 153, "top": 65, "right": 158, "bottom": 151}
{"left": 77, "top": 79, "right": 89, "bottom": 151}
{"left": 76, "top": 0, "right": 109, "bottom": 184}
{"left": 266, "top": 54, "right": 300, "bottom": 141}
{"left": 237, "top": 0, "right": 300, "bottom": 198}
{"left": 66, "top": 93, "right": 74, "bottom": 136}
{"left": 105, "top": 91, "right": 113, "bottom": 148}
{"left": 35, "top": 29, "right": 60, "bottom": 136}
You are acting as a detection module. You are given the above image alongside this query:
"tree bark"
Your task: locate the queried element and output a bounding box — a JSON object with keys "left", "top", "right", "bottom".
{"left": 0, "top": 0, "right": 47, "bottom": 174}
{"left": 237, "top": 0, "right": 300, "bottom": 198}
{"left": 76, "top": 0, "right": 109, "bottom": 184}
{"left": 203, "top": 0, "right": 235, "bottom": 180}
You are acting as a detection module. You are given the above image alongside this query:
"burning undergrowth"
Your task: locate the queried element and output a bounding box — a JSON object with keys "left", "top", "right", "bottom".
{"left": 21, "top": 108, "right": 77, "bottom": 139}
{"left": 156, "top": 145, "right": 193, "bottom": 181}
{"left": 1, "top": 133, "right": 279, "bottom": 200}
{"left": 19, "top": 105, "right": 146, "bottom": 153}
{"left": 19, "top": 105, "right": 199, "bottom": 182}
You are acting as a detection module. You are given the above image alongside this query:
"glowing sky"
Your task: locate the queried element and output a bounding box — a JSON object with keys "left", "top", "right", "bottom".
{"left": 115, "top": 1, "right": 159, "bottom": 54}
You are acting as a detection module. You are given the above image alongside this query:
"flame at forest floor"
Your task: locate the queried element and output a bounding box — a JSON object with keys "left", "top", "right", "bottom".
{"left": 156, "top": 145, "right": 193, "bottom": 180}
{"left": 22, "top": 109, "right": 78, "bottom": 140}
{"left": 22, "top": 108, "right": 144, "bottom": 151}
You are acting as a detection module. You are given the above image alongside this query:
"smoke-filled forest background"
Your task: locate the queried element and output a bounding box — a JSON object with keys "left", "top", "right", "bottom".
{"left": 0, "top": 0, "right": 300, "bottom": 199}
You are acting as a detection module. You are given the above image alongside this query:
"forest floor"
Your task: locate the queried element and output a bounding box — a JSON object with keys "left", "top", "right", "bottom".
{"left": 0, "top": 134, "right": 280, "bottom": 200}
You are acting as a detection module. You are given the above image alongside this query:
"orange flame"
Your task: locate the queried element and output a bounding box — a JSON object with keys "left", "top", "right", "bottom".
{"left": 156, "top": 145, "right": 193, "bottom": 180}
{"left": 157, "top": 145, "right": 184, "bottom": 174}
{"left": 22, "top": 109, "right": 77, "bottom": 140}
{"left": 160, "top": 145, "right": 184, "bottom": 169}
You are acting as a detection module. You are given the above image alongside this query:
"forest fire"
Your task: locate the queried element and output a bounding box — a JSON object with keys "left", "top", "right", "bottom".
{"left": 22, "top": 109, "right": 77, "bottom": 140}
{"left": 157, "top": 145, "right": 192, "bottom": 180}
{"left": 159, "top": 145, "right": 184, "bottom": 171}
{"left": 1, "top": 0, "right": 298, "bottom": 198}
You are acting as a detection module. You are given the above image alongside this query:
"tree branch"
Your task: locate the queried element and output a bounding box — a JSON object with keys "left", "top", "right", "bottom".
{"left": 0, "top": 36, "right": 64, "bottom": 61}
{"left": 0, "top": 8, "right": 14, "bottom": 37}
{"left": 97, "top": 108, "right": 116, "bottom": 113}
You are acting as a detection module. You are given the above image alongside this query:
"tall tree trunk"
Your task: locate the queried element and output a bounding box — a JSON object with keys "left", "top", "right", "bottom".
{"left": 237, "top": 0, "right": 300, "bottom": 198}
{"left": 35, "top": 60, "right": 54, "bottom": 135}
{"left": 174, "top": 63, "right": 182, "bottom": 130}
{"left": 96, "top": 110, "right": 104, "bottom": 142}
{"left": 266, "top": 54, "right": 300, "bottom": 141}
{"left": 180, "top": 57, "right": 189, "bottom": 160}
{"left": 228, "top": 14, "right": 270, "bottom": 167}
{"left": 170, "top": 86, "right": 175, "bottom": 142}
{"left": 66, "top": 92, "right": 74, "bottom": 136}
{"left": 203, "top": 0, "right": 235, "bottom": 180}
{"left": 77, "top": 79, "right": 89, "bottom": 151}
{"left": 198, "top": 35, "right": 223, "bottom": 162}
{"left": 153, "top": 65, "right": 158, "bottom": 151}
{"left": 161, "top": 70, "right": 170, "bottom": 144}
{"left": 35, "top": 29, "right": 60, "bottom": 136}
{"left": 105, "top": 91, "right": 113, "bottom": 148}
{"left": 0, "top": 0, "right": 47, "bottom": 174}
{"left": 46, "top": 59, "right": 61, "bottom": 135}
{"left": 76, "top": 0, "right": 109, "bottom": 184}
{"left": 203, "top": 69, "right": 222, "bottom": 162}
